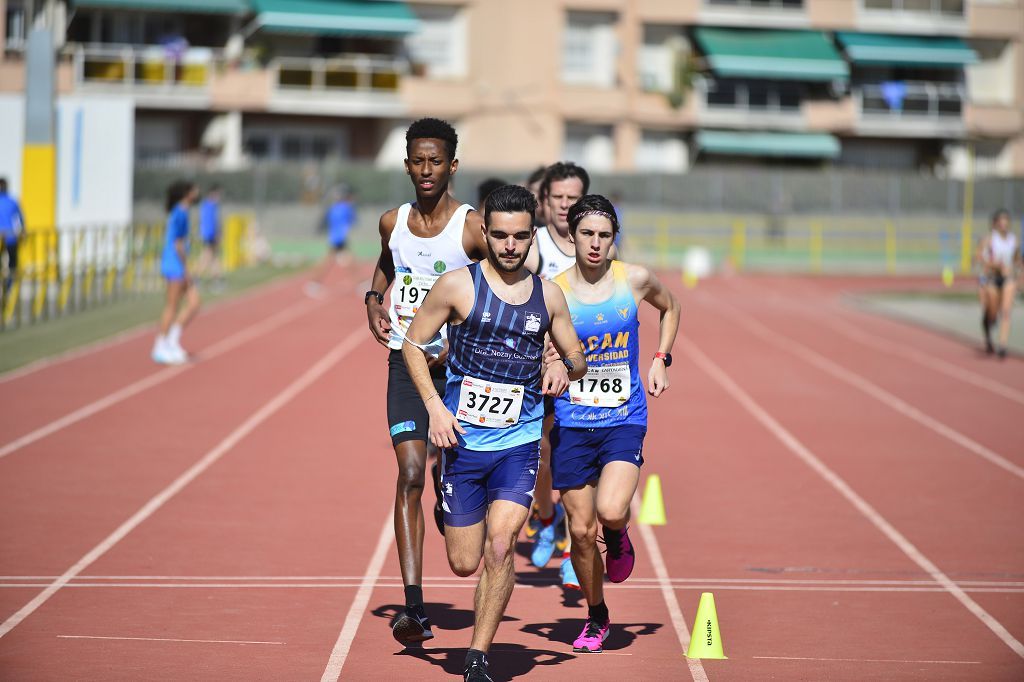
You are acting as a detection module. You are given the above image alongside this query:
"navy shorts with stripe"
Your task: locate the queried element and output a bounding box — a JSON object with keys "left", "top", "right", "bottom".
{"left": 440, "top": 440, "right": 541, "bottom": 527}
{"left": 387, "top": 349, "right": 446, "bottom": 447}
{"left": 550, "top": 424, "right": 646, "bottom": 490}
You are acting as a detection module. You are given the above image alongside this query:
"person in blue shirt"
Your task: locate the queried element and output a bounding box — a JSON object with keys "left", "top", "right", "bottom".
{"left": 0, "top": 178, "right": 25, "bottom": 293}
{"left": 197, "top": 184, "right": 223, "bottom": 289}
{"left": 305, "top": 184, "right": 357, "bottom": 296}
{"left": 152, "top": 180, "right": 201, "bottom": 365}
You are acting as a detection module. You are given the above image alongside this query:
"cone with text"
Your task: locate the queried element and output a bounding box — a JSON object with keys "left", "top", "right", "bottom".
{"left": 638, "top": 474, "right": 666, "bottom": 525}
{"left": 686, "top": 592, "right": 727, "bottom": 659}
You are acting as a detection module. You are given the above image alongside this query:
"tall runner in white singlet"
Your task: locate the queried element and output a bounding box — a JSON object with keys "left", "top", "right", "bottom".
{"left": 976, "top": 208, "right": 1020, "bottom": 357}
{"left": 364, "top": 118, "right": 488, "bottom": 646}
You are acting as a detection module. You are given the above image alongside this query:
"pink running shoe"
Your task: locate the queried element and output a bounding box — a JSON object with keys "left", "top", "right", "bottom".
{"left": 572, "top": 618, "right": 610, "bottom": 653}
{"left": 602, "top": 525, "right": 635, "bottom": 583}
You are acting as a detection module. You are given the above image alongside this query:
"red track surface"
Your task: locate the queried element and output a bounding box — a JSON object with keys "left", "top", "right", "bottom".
{"left": 0, "top": 271, "right": 1021, "bottom": 680}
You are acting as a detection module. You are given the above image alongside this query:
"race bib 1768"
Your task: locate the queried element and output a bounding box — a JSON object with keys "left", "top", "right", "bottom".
{"left": 456, "top": 376, "right": 524, "bottom": 428}
{"left": 569, "top": 364, "right": 630, "bottom": 408}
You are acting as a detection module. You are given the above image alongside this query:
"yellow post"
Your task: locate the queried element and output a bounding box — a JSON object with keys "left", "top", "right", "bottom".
{"left": 3, "top": 277, "right": 19, "bottom": 324}
{"left": 810, "top": 222, "right": 823, "bottom": 273}
{"left": 730, "top": 220, "right": 746, "bottom": 271}
{"left": 960, "top": 142, "right": 974, "bottom": 275}
{"left": 885, "top": 221, "right": 896, "bottom": 274}
{"left": 654, "top": 216, "right": 670, "bottom": 270}
{"left": 32, "top": 230, "right": 52, "bottom": 318}
{"left": 58, "top": 231, "right": 77, "bottom": 312}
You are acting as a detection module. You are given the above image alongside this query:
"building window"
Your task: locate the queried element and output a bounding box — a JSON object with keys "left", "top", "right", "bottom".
{"left": 405, "top": 4, "right": 466, "bottom": 79}
{"left": 564, "top": 123, "right": 615, "bottom": 171}
{"left": 5, "top": 1, "right": 27, "bottom": 49}
{"left": 638, "top": 25, "right": 688, "bottom": 93}
{"left": 862, "top": 0, "right": 964, "bottom": 16}
{"left": 707, "top": 0, "right": 804, "bottom": 8}
{"left": 636, "top": 130, "right": 688, "bottom": 172}
{"left": 562, "top": 11, "right": 617, "bottom": 88}
{"left": 705, "top": 79, "right": 802, "bottom": 112}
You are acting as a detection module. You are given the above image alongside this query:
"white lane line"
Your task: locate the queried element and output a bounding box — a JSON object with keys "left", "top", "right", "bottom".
{"left": 631, "top": 495, "right": 709, "bottom": 682}
{"left": 320, "top": 511, "right": 394, "bottom": 682}
{"left": 824, "top": 314, "right": 1024, "bottom": 405}
{"left": 58, "top": 634, "right": 285, "bottom": 645}
{"left": 0, "top": 329, "right": 366, "bottom": 640}
{"left": 682, "top": 337, "right": 1024, "bottom": 660}
{"left": 0, "top": 272, "right": 303, "bottom": 384}
{"left": 753, "top": 656, "right": 980, "bottom": 665}
{"left": 704, "top": 298, "right": 1024, "bottom": 482}
{"left": 0, "top": 298, "right": 319, "bottom": 461}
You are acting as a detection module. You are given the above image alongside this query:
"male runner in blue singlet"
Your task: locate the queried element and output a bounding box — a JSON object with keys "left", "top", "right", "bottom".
{"left": 402, "top": 185, "right": 587, "bottom": 682}
{"left": 549, "top": 194, "right": 680, "bottom": 654}
{"left": 364, "top": 118, "right": 489, "bottom": 645}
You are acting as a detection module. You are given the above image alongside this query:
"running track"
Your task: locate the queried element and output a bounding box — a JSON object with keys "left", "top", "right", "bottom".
{"left": 0, "top": 270, "right": 1021, "bottom": 681}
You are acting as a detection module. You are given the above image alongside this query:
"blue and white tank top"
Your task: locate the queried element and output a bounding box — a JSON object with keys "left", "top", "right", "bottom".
{"left": 444, "top": 263, "right": 550, "bottom": 451}
{"left": 553, "top": 261, "right": 646, "bottom": 428}
{"left": 388, "top": 202, "right": 474, "bottom": 355}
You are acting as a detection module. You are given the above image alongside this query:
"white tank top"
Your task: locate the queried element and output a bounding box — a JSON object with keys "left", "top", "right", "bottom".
{"left": 388, "top": 202, "right": 474, "bottom": 354}
{"left": 535, "top": 226, "right": 576, "bottom": 280}
{"left": 987, "top": 231, "right": 1018, "bottom": 269}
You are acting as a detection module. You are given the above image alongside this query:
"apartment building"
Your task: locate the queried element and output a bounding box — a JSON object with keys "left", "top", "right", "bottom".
{"left": 1, "top": 0, "right": 1021, "bottom": 176}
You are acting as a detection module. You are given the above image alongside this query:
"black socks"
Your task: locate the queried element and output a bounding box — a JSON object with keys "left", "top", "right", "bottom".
{"left": 589, "top": 600, "right": 609, "bottom": 625}
{"left": 465, "top": 648, "right": 487, "bottom": 667}
{"left": 404, "top": 584, "right": 423, "bottom": 609}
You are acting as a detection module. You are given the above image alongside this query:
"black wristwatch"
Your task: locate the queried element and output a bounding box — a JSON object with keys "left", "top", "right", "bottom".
{"left": 364, "top": 290, "right": 384, "bottom": 306}
{"left": 562, "top": 357, "right": 575, "bottom": 373}
{"left": 654, "top": 352, "right": 672, "bottom": 367}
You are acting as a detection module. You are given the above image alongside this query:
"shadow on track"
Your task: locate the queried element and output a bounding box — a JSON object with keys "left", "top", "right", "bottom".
{"left": 397, "top": 644, "right": 574, "bottom": 680}
{"left": 372, "top": 602, "right": 518, "bottom": 633}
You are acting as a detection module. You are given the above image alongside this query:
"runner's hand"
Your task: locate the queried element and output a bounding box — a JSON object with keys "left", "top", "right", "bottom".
{"left": 366, "top": 300, "right": 391, "bottom": 346}
{"left": 648, "top": 360, "right": 669, "bottom": 397}
{"left": 542, "top": 361, "right": 569, "bottom": 397}
{"left": 428, "top": 402, "right": 465, "bottom": 449}
{"left": 543, "top": 341, "right": 560, "bottom": 366}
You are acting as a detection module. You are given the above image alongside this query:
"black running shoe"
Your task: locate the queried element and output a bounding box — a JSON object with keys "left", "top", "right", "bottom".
{"left": 997, "top": 347, "right": 1008, "bottom": 359}
{"left": 463, "top": 656, "right": 494, "bottom": 682}
{"left": 431, "top": 460, "right": 445, "bottom": 537}
{"left": 392, "top": 606, "right": 434, "bottom": 645}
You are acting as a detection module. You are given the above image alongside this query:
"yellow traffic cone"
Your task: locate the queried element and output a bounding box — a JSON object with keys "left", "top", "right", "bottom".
{"left": 686, "top": 592, "right": 727, "bottom": 659}
{"left": 638, "top": 474, "right": 666, "bottom": 525}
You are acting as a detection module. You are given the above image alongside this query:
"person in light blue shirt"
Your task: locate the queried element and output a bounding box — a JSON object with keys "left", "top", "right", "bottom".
{"left": 305, "top": 184, "right": 357, "bottom": 296}
{"left": 197, "top": 185, "right": 223, "bottom": 287}
{"left": 152, "top": 180, "right": 201, "bottom": 364}
{"left": 0, "top": 178, "right": 25, "bottom": 292}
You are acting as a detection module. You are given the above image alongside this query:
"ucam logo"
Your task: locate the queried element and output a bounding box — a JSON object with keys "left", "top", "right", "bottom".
{"left": 481, "top": 310, "right": 492, "bottom": 323}
{"left": 444, "top": 482, "right": 453, "bottom": 495}
{"left": 617, "top": 306, "right": 630, "bottom": 321}
{"left": 524, "top": 312, "right": 542, "bottom": 333}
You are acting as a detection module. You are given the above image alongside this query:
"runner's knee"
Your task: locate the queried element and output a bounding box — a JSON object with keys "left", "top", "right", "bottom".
{"left": 569, "top": 516, "right": 597, "bottom": 546}
{"left": 396, "top": 462, "right": 425, "bottom": 496}
{"left": 596, "top": 503, "right": 628, "bottom": 529}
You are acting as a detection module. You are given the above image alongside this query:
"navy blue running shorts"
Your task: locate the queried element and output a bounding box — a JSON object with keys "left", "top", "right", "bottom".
{"left": 550, "top": 424, "right": 646, "bottom": 490}
{"left": 387, "top": 349, "right": 447, "bottom": 447}
{"left": 440, "top": 440, "right": 541, "bottom": 527}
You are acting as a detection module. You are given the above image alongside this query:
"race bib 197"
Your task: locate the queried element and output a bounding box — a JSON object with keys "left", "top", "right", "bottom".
{"left": 393, "top": 267, "right": 438, "bottom": 317}
{"left": 569, "top": 364, "right": 630, "bottom": 408}
{"left": 456, "top": 376, "right": 524, "bottom": 428}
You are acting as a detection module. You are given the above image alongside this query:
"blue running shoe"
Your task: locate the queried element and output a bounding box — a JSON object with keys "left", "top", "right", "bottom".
{"left": 560, "top": 556, "right": 580, "bottom": 590}
{"left": 530, "top": 503, "right": 564, "bottom": 568}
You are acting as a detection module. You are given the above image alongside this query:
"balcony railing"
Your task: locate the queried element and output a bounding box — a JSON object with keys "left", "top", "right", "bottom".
{"left": 271, "top": 55, "right": 407, "bottom": 94}
{"left": 858, "top": 81, "right": 964, "bottom": 120}
{"left": 71, "top": 44, "right": 215, "bottom": 89}
{"left": 862, "top": 0, "right": 964, "bottom": 17}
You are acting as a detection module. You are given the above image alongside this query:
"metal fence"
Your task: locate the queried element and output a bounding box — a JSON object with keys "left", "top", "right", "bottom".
{"left": 0, "top": 215, "right": 253, "bottom": 331}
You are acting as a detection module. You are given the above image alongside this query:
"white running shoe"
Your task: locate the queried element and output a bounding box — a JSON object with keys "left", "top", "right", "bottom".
{"left": 152, "top": 339, "right": 186, "bottom": 365}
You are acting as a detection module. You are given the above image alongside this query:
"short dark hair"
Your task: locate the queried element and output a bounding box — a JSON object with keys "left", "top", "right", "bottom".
{"left": 484, "top": 184, "right": 537, "bottom": 227}
{"left": 0, "top": 178, "right": 7, "bottom": 193}
{"left": 166, "top": 180, "right": 196, "bottom": 213}
{"left": 567, "top": 194, "right": 619, "bottom": 236}
{"left": 540, "top": 161, "right": 590, "bottom": 200}
{"left": 406, "top": 117, "right": 458, "bottom": 160}
{"left": 208, "top": 184, "right": 221, "bottom": 195}
{"left": 477, "top": 177, "right": 507, "bottom": 208}
{"left": 526, "top": 165, "right": 547, "bottom": 186}
{"left": 992, "top": 208, "right": 1010, "bottom": 224}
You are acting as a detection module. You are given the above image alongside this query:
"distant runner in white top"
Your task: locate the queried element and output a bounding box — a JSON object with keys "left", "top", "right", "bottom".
{"left": 976, "top": 208, "right": 1020, "bottom": 358}
{"left": 364, "top": 117, "right": 488, "bottom": 647}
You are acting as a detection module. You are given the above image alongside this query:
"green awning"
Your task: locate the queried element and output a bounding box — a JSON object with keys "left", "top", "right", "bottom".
{"left": 694, "top": 28, "right": 849, "bottom": 82}
{"left": 251, "top": 0, "right": 419, "bottom": 37}
{"left": 696, "top": 130, "right": 841, "bottom": 159}
{"left": 73, "top": 0, "right": 248, "bottom": 13}
{"left": 836, "top": 32, "right": 978, "bottom": 67}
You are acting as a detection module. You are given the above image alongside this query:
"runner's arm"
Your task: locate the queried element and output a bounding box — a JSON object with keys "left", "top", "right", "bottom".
{"left": 366, "top": 211, "right": 398, "bottom": 345}
{"left": 542, "top": 281, "right": 587, "bottom": 396}
{"left": 631, "top": 265, "right": 680, "bottom": 397}
{"left": 402, "top": 273, "right": 467, "bottom": 448}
